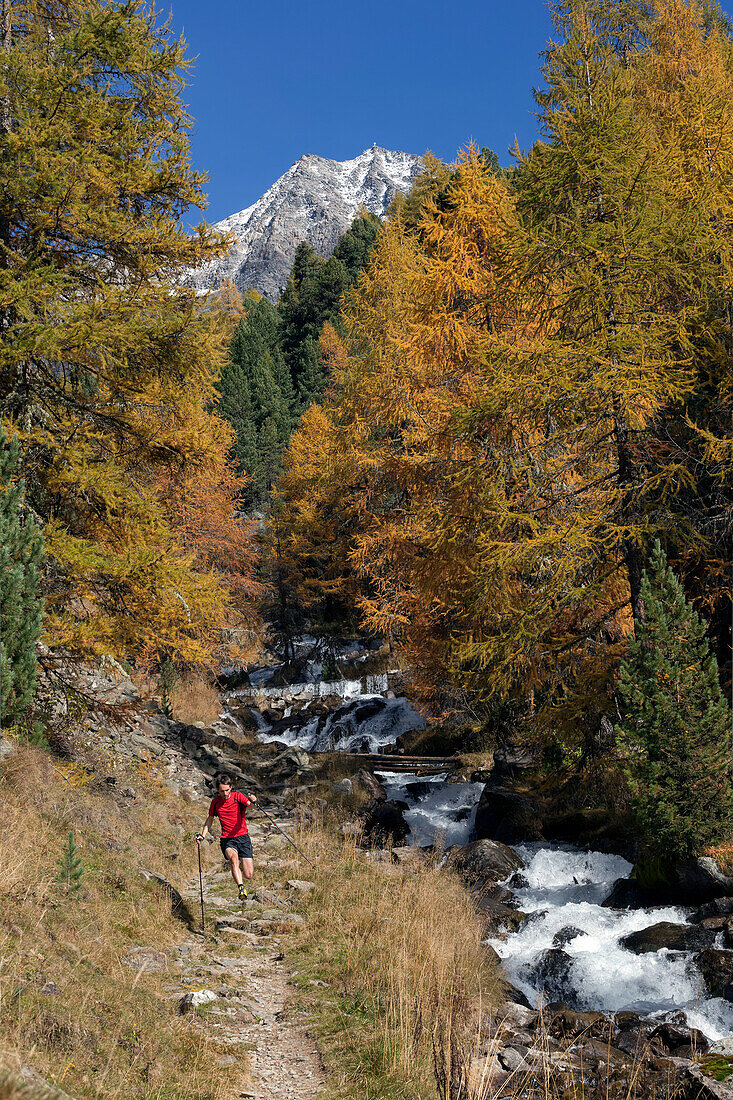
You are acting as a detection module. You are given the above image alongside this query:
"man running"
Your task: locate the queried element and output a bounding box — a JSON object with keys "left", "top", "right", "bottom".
{"left": 196, "top": 773, "right": 257, "bottom": 900}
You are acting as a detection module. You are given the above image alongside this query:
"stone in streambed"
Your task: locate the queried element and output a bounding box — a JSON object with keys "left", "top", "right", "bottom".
{"left": 530, "top": 949, "right": 579, "bottom": 1008}
{"left": 694, "top": 949, "right": 733, "bottom": 1000}
{"left": 446, "top": 839, "right": 523, "bottom": 886}
{"left": 620, "top": 921, "right": 718, "bottom": 953}
{"left": 474, "top": 787, "right": 543, "bottom": 844}
{"left": 552, "top": 925, "right": 584, "bottom": 948}
{"left": 676, "top": 857, "right": 733, "bottom": 904}
{"left": 649, "top": 1020, "right": 710, "bottom": 1056}
{"left": 360, "top": 798, "right": 410, "bottom": 846}
{"left": 547, "top": 1005, "right": 609, "bottom": 1039}
{"left": 693, "top": 897, "right": 733, "bottom": 921}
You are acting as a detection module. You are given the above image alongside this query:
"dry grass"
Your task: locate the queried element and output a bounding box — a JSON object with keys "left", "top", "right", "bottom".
{"left": 708, "top": 841, "right": 733, "bottom": 876}
{"left": 0, "top": 742, "right": 243, "bottom": 1100}
{"left": 168, "top": 674, "right": 221, "bottom": 727}
{"left": 288, "top": 814, "right": 502, "bottom": 1099}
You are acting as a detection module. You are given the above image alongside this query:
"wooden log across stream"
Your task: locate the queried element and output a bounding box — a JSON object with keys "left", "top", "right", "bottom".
{"left": 327, "top": 752, "right": 460, "bottom": 774}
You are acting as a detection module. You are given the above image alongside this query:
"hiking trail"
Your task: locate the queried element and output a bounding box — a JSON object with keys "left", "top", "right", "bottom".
{"left": 170, "top": 816, "right": 325, "bottom": 1099}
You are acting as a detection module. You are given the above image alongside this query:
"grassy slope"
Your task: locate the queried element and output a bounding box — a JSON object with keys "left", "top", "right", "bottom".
{"left": 288, "top": 818, "right": 501, "bottom": 1100}
{"left": 0, "top": 742, "right": 237, "bottom": 1100}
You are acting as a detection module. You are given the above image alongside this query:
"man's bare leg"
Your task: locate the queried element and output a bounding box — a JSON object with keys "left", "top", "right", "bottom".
{"left": 241, "top": 857, "right": 254, "bottom": 882}
{"left": 224, "top": 846, "right": 243, "bottom": 886}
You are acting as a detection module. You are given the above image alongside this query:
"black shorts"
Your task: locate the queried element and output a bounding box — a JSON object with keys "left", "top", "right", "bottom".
{"left": 220, "top": 833, "right": 253, "bottom": 860}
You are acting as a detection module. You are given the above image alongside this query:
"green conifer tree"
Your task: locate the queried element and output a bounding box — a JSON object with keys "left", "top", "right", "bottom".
{"left": 616, "top": 542, "right": 733, "bottom": 864}
{"left": 257, "top": 417, "right": 282, "bottom": 498}
{"left": 0, "top": 427, "right": 44, "bottom": 728}
{"left": 56, "top": 831, "right": 84, "bottom": 895}
{"left": 296, "top": 337, "right": 326, "bottom": 410}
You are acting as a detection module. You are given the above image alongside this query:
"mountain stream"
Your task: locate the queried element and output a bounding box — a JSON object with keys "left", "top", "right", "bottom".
{"left": 235, "top": 670, "right": 732, "bottom": 1045}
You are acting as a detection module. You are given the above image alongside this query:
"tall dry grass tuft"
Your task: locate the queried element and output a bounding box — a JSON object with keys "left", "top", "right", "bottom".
{"left": 168, "top": 673, "right": 221, "bottom": 727}
{"left": 0, "top": 742, "right": 239, "bottom": 1100}
{"left": 290, "top": 813, "right": 501, "bottom": 1099}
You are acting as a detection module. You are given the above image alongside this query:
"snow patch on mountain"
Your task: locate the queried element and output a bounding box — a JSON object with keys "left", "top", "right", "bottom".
{"left": 187, "top": 145, "right": 423, "bottom": 301}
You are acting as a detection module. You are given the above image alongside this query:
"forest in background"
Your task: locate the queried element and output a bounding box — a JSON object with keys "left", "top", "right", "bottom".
{"left": 1, "top": 0, "right": 731, "bottom": 866}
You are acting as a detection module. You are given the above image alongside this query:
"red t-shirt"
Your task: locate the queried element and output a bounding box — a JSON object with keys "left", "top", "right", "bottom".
{"left": 209, "top": 791, "right": 250, "bottom": 838}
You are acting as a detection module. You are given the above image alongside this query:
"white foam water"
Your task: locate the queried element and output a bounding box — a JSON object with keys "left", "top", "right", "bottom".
{"left": 377, "top": 771, "right": 486, "bottom": 847}
{"left": 489, "top": 843, "right": 733, "bottom": 1041}
{"left": 256, "top": 694, "right": 425, "bottom": 753}
{"left": 231, "top": 672, "right": 391, "bottom": 702}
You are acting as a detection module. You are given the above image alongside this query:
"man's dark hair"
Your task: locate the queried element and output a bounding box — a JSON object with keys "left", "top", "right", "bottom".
{"left": 215, "top": 773, "right": 233, "bottom": 788}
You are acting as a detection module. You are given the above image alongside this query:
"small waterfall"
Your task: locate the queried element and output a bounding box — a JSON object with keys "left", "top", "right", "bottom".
{"left": 489, "top": 843, "right": 733, "bottom": 1042}
{"left": 377, "top": 771, "right": 485, "bottom": 847}
{"left": 256, "top": 694, "right": 425, "bottom": 753}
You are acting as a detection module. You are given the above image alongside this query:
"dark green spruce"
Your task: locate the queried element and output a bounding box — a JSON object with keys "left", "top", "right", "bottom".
{"left": 0, "top": 426, "right": 44, "bottom": 728}
{"left": 615, "top": 542, "right": 733, "bottom": 865}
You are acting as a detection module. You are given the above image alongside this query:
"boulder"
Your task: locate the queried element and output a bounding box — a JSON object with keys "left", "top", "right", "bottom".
{"left": 499, "top": 1000, "right": 538, "bottom": 1027}
{"left": 446, "top": 839, "right": 524, "bottom": 886}
{"left": 140, "top": 870, "right": 197, "bottom": 928}
{"left": 649, "top": 1021, "right": 709, "bottom": 1056}
{"left": 490, "top": 746, "right": 538, "bottom": 783}
{"left": 121, "top": 947, "right": 167, "bottom": 973}
{"left": 616, "top": 1029, "right": 653, "bottom": 1056}
{"left": 602, "top": 878, "right": 675, "bottom": 909}
{"left": 477, "top": 899, "right": 528, "bottom": 934}
{"left": 693, "top": 897, "right": 733, "bottom": 922}
{"left": 674, "top": 1062, "right": 733, "bottom": 1100}
{"left": 547, "top": 1005, "right": 608, "bottom": 1039}
{"left": 332, "top": 778, "right": 353, "bottom": 797}
{"left": 694, "top": 949, "right": 733, "bottom": 1000}
{"left": 360, "top": 799, "right": 410, "bottom": 846}
{"left": 474, "top": 787, "right": 542, "bottom": 844}
{"left": 552, "top": 926, "right": 584, "bottom": 948}
{"left": 501, "top": 982, "right": 533, "bottom": 1009}
{"left": 179, "top": 989, "right": 218, "bottom": 1013}
{"left": 620, "top": 921, "right": 718, "bottom": 954}
{"left": 355, "top": 769, "right": 386, "bottom": 801}
{"left": 676, "top": 857, "right": 733, "bottom": 905}
{"left": 531, "top": 949, "right": 579, "bottom": 1008}
{"left": 287, "top": 879, "right": 315, "bottom": 894}
{"left": 498, "top": 1046, "right": 528, "bottom": 1073}
{"left": 391, "top": 846, "right": 422, "bottom": 864}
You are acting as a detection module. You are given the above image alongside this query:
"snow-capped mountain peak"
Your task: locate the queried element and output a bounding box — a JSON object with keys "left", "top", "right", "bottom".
{"left": 188, "top": 145, "right": 423, "bottom": 301}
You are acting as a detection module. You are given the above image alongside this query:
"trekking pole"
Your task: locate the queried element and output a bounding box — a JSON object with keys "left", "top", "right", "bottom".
{"left": 196, "top": 841, "right": 206, "bottom": 932}
{"left": 255, "top": 803, "right": 315, "bottom": 870}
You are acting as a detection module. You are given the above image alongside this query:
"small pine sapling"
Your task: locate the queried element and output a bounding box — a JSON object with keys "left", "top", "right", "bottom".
{"left": 56, "top": 831, "right": 84, "bottom": 895}
{"left": 615, "top": 542, "right": 733, "bottom": 867}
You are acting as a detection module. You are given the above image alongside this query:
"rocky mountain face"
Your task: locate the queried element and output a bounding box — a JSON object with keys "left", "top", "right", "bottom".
{"left": 188, "top": 145, "right": 423, "bottom": 301}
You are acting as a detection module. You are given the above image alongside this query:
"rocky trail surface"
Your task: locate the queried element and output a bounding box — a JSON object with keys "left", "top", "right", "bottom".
{"left": 171, "top": 819, "right": 324, "bottom": 1100}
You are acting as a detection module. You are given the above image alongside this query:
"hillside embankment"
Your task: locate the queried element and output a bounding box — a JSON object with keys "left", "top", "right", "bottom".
{"left": 2, "top": 655, "right": 732, "bottom": 1100}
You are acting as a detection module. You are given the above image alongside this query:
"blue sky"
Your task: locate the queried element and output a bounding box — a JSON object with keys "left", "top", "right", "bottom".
{"left": 170, "top": 0, "right": 556, "bottom": 224}
{"left": 169, "top": 0, "right": 731, "bottom": 225}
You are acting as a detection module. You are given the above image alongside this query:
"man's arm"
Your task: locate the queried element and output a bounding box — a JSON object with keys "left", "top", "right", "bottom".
{"left": 196, "top": 814, "right": 215, "bottom": 843}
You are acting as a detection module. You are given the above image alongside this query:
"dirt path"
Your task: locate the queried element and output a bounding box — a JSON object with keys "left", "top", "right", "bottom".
{"left": 171, "top": 819, "right": 326, "bottom": 1100}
